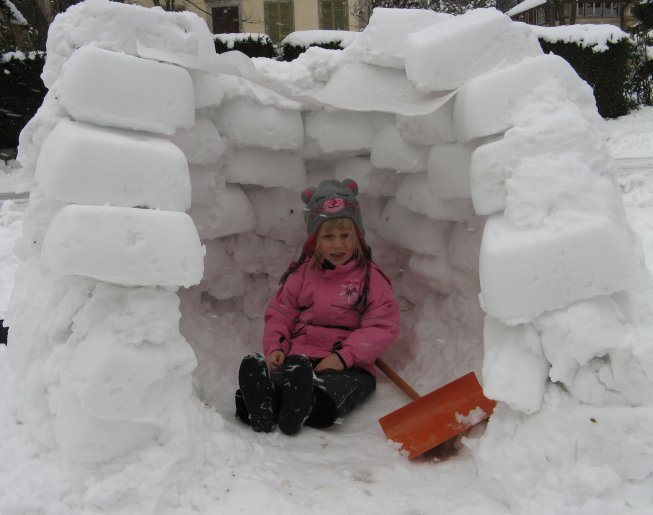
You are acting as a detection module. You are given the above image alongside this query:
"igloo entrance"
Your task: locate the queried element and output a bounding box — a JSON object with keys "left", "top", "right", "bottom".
{"left": 7, "top": 1, "right": 652, "bottom": 510}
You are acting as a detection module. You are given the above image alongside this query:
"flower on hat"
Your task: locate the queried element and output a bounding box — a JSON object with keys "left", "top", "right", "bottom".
{"left": 322, "top": 198, "right": 345, "bottom": 213}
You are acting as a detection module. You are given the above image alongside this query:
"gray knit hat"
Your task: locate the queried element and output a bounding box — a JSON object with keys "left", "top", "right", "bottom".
{"left": 301, "top": 179, "right": 365, "bottom": 244}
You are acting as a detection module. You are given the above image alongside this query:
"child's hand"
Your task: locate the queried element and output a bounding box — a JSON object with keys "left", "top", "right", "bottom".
{"left": 315, "top": 353, "right": 345, "bottom": 372}
{"left": 266, "top": 350, "right": 285, "bottom": 370}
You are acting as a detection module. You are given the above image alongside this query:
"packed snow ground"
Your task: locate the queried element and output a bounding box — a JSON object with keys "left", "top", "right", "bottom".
{"left": 0, "top": 110, "right": 652, "bottom": 515}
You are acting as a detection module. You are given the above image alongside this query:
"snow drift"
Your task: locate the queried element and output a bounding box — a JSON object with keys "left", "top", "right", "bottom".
{"left": 5, "top": 1, "right": 653, "bottom": 512}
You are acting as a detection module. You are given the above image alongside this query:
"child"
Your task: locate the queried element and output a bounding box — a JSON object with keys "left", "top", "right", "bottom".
{"left": 235, "top": 179, "right": 400, "bottom": 435}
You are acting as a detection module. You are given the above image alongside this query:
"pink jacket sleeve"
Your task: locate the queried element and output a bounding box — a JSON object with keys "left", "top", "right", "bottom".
{"left": 262, "top": 270, "right": 302, "bottom": 357}
{"left": 336, "top": 266, "right": 400, "bottom": 369}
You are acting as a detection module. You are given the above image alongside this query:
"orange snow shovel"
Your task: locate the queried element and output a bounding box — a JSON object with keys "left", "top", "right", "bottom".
{"left": 376, "top": 359, "right": 496, "bottom": 459}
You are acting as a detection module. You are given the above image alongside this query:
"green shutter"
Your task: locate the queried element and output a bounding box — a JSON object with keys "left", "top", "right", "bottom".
{"left": 320, "top": 1, "right": 348, "bottom": 30}
{"left": 265, "top": 1, "right": 294, "bottom": 43}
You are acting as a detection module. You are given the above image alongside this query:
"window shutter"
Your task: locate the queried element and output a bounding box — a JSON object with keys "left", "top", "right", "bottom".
{"left": 265, "top": 1, "right": 294, "bottom": 43}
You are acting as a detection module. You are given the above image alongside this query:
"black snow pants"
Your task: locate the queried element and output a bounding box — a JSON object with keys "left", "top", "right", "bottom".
{"left": 236, "top": 357, "right": 376, "bottom": 429}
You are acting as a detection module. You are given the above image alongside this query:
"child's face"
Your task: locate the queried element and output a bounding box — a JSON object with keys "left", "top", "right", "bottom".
{"left": 317, "top": 220, "right": 356, "bottom": 266}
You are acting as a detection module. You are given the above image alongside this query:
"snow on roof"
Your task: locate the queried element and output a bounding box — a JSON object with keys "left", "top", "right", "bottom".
{"left": 531, "top": 23, "right": 630, "bottom": 52}
{"left": 507, "top": 0, "right": 547, "bottom": 17}
{"left": 281, "top": 29, "right": 359, "bottom": 47}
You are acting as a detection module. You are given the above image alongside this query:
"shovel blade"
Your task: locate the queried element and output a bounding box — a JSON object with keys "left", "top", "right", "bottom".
{"left": 379, "top": 372, "right": 496, "bottom": 459}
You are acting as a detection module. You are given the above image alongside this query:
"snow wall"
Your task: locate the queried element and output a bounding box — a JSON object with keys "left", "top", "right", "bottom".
{"left": 7, "top": 0, "right": 653, "bottom": 510}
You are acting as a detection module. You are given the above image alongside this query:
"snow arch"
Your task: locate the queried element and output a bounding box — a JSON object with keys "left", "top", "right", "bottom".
{"left": 7, "top": 0, "right": 653, "bottom": 509}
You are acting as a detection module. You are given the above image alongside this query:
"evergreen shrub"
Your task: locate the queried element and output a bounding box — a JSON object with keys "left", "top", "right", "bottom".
{"left": 213, "top": 33, "right": 278, "bottom": 59}
{"left": 280, "top": 40, "right": 344, "bottom": 62}
{"left": 0, "top": 51, "right": 47, "bottom": 149}
{"left": 538, "top": 38, "right": 636, "bottom": 118}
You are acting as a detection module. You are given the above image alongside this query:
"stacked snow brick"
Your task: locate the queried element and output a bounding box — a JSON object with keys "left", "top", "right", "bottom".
{"left": 8, "top": 2, "right": 209, "bottom": 462}
{"left": 8, "top": 1, "right": 653, "bottom": 509}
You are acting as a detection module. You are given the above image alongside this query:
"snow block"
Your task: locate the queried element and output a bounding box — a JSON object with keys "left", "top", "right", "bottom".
{"left": 225, "top": 147, "right": 306, "bottom": 188}
{"left": 396, "top": 172, "right": 475, "bottom": 222}
{"left": 201, "top": 239, "right": 246, "bottom": 300}
{"left": 427, "top": 143, "right": 475, "bottom": 199}
{"left": 55, "top": 392, "right": 157, "bottom": 463}
{"left": 58, "top": 46, "right": 194, "bottom": 135}
{"left": 370, "top": 125, "right": 429, "bottom": 173}
{"left": 407, "top": 253, "right": 454, "bottom": 295}
{"left": 304, "top": 110, "right": 374, "bottom": 157}
{"left": 35, "top": 120, "right": 191, "bottom": 211}
{"left": 377, "top": 199, "right": 450, "bottom": 256}
{"left": 248, "top": 187, "right": 306, "bottom": 246}
{"left": 189, "top": 164, "right": 226, "bottom": 207}
{"left": 396, "top": 100, "right": 456, "bottom": 146}
{"left": 447, "top": 217, "right": 485, "bottom": 275}
{"left": 188, "top": 183, "right": 256, "bottom": 240}
{"left": 482, "top": 316, "right": 549, "bottom": 414}
{"left": 62, "top": 283, "right": 196, "bottom": 422}
{"left": 453, "top": 54, "right": 596, "bottom": 143}
{"left": 351, "top": 7, "right": 451, "bottom": 69}
{"left": 214, "top": 99, "right": 303, "bottom": 151}
{"left": 533, "top": 296, "right": 624, "bottom": 386}
{"left": 190, "top": 70, "right": 225, "bottom": 109}
{"left": 405, "top": 8, "right": 541, "bottom": 92}
{"left": 334, "top": 157, "right": 400, "bottom": 198}
{"left": 41, "top": 205, "right": 204, "bottom": 287}
{"left": 479, "top": 214, "right": 640, "bottom": 322}
{"left": 169, "top": 118, "right": 226, "bottom": 165}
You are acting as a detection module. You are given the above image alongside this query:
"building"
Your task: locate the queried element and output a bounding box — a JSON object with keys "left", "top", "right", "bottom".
{"left": 507, "top": 0, "right": 638, "bottom": 30}
{"left": 126, "top": 0, "right": 359, "bottom": 42}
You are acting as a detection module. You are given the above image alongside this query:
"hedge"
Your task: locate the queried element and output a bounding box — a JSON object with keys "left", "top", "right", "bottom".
{"left": 214, "top": 33, "right": 278, "bottom": 59}
{"left": 0, "top": 51, "right": 47, "bottom": 149}
{"left": 538, "top": 37, "right": 636, "bottom": 119}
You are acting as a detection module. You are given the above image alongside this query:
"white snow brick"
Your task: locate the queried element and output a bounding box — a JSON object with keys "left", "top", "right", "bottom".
{"left": 304, "top": 110, "right": 374, "bottom": 157}
{"left": 169, "top": 118, "right": 226, "bottom": 165}
{"left": 482, "top": 316, "right": 549, "bottom": 414}
{"left": 396, "top": 172, "right": 475, "bottom": 222}
{"left": 352, "top": 8, "right": 451, "bottom": 69}
{"left": 334, "top": 157, "right": 400, "bottom": 198}
{"left": 370, "top": 125, "right": 429, "bottom": 173}
{"left": 407, "top": 253, "right": 454, "bottom": 295}
{"left": 63, "top": 284, "right": 196, "bottom": 423}
{"left": 453, "top": 54, "right": 596, "bottom": 143}
{"left": 405, "top": 9, "right": 541, "bottom": 93}
{"left": 479, "top": 214, "right": 640, "bottom": 323}
{"left": 248, "top": 187, "right": 306, "bottom": 246}
{"left": 396, "top": 100, "right": 456, "bottom": 146}
{"left": 55, "top": 392, "right": 157, "bottom": 463}
{"left": 533, "top": 297, "right": 625, "bottom": 386}
{"left": 189, "top": 164, "right": 226, "bottom": 207}
{"left": 41, "top": 205, "right": 204, "bottom": 287}
{"left": 447, "top": 217, "right": 485, "bottom": 275}
{"left": 57, "top": 46, "right": 194, "bottom": 135}
{"left": 201, "top": 239, "right": 246, "bottom": 300}
{"left": 214, "top": 99, "right": 303, "bottom": 151}
{"left": 190, "top": 70, "right": 225, "bottom": 109}
{"left": 35, "top": 120, "right": 190, "bottom": 211}
{"left": 427, "top": 143, "right": 475, "bottom": 200}
{"left": 188, "top": 184, "right": 256, "bottom": 240}
{"left": 377, "top": 199, "right": 450, "bottom": 256}
{"left": 225, "top": 232, "right": 297, "bottom": 280}
{"left": 225, "top": 147, "right": 306, "bottom": 188}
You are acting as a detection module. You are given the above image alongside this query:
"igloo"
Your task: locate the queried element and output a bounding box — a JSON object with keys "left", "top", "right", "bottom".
{"left": 6, "top": 0, "right": 653, "bottom": 511}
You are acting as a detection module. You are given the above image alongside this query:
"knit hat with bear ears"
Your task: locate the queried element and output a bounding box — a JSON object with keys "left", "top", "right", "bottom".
{"left": 301, "top": 178, "right": 365, "bottom": 254}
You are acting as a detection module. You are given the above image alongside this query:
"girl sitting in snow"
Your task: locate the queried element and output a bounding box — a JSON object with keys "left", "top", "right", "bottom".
{"left": 235, "top": 178, "right": 400, "bottom": 435}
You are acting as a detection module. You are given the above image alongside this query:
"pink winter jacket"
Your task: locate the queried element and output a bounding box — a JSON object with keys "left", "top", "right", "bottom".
{"left": 262, "top": 260, "right": 400, "bottom": 377}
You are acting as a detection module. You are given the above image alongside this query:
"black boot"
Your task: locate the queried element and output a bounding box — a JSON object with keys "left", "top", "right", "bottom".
{"left": 278, "top": 355, "right": 314, "bottom": 436}
{"left": 238, "top": 353, "right": 277, "bottom": 433}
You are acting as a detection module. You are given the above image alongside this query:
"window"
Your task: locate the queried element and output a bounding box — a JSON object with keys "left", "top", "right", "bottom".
{"left": 320, "top": 0, "right": 348, "bottom": 30}
{"left": 265, "top": 1, "right": 294, "bottom": 43}
{"left": 584, "top": 2, "right": 603, "bottom": 16}
{"left": 604, "top": 2, "right": 620, "bottom": 16}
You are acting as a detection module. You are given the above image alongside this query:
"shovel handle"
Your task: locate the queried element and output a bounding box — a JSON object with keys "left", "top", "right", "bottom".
{"left": 375, "top": 359, "right": 421, "bottom": 401}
